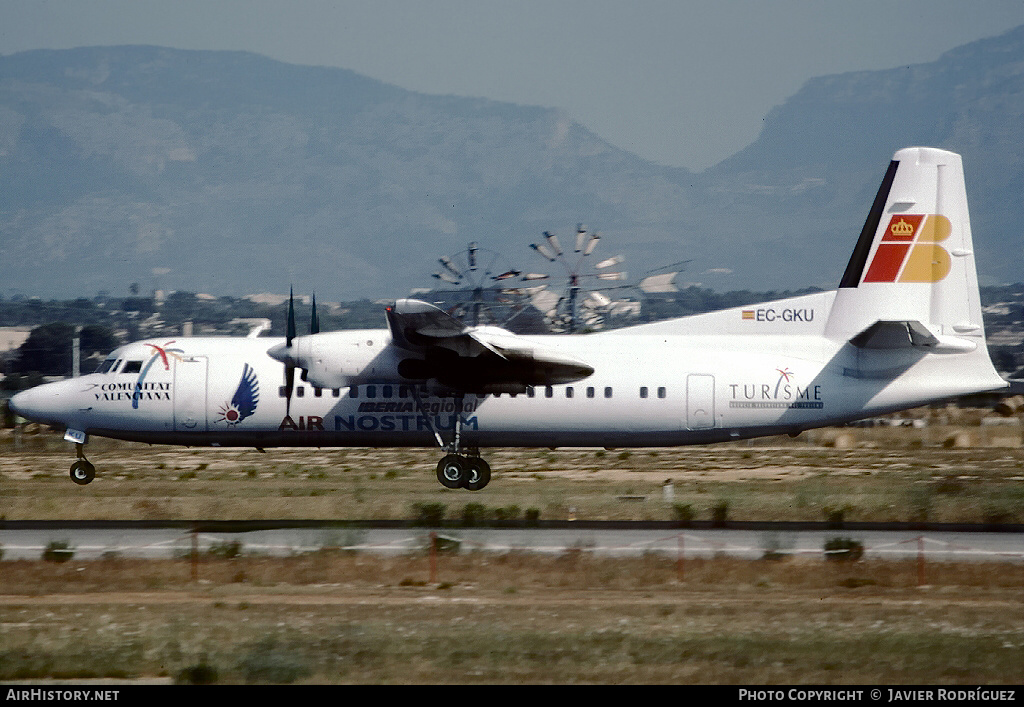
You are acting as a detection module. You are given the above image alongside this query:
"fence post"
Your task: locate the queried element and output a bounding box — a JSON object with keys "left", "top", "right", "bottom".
{"left": 191, "top": 529, "right": 198, "bottom": 582}
{"left": 917, "top": 535, "right": 926, "bottom": 587}
{"left": 677, "top": 534, "right": 685, "bottom": 583}
{"left": 430, "top": 531, "right": 438, "bottom": 584}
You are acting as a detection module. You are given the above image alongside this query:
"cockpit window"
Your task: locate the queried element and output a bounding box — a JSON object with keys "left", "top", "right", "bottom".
{"left": 95, "top": 359, "right": 116, "bottom": 374}
{"left": 121, "top": 360, "right": 143, "bottom": 374}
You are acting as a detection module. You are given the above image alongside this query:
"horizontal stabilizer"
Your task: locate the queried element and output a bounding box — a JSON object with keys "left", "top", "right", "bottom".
{"left": 850, "top": 320, "right": 936, "bottom": 349}
{"left": 849, "top": 320, "right": 975, "bottom": 353}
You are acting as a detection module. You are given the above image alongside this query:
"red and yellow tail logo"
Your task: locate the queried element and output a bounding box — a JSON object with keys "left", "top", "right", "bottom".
{"left": 862, "top": 214, "right": 952, "bottom": 283}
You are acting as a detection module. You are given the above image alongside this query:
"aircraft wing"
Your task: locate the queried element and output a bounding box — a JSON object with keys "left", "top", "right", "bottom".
{"left": 386, "top": 299, "right": 480, "bottom": 353}
{"left": 387, "top": 299, "right": 594, "bottom": 393}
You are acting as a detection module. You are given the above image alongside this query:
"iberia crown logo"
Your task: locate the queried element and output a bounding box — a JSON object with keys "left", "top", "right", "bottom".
{"left": 889, "top": 218, "right": 916, "bottom": 238}
{"left": 862, "top": 214, "right": 953, "bottom": 284}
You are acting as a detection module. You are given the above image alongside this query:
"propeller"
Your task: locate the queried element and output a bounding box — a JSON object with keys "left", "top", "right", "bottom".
{"left": 283, "top": 288, "right": 297, "bottom": 414}
{"left": 310, "top": 292, "right": 320, "bottom": 335}
{"left": 275, "top": 288, "right": 321, "bottom": 415}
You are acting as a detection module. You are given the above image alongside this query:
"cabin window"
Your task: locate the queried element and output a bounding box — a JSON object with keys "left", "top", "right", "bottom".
{"left": 348, "top": 386, "right": 358, "bottom": 398}
{"left": 526, "top": 386, "right": 535, "bottom": 398}
{"left": 566, "top": 387, "right": 574, "bottom": 399}
{"left": 382, "top": 385, "right": 393, "bottom": 398}
{"left": 366, "top": 385, "right": 376, "bottom": 398}
{"left": 586, "top": 387, "right": 595, "bottom": 398}
{"left": 545, "top": 386, "right": 554, "bottom": 398}
{"left": 398, "top": 386, "right": 409, "bottom": 398}
{"left": 640, "top": 387, "right": 648, "bottom": 399}
{"left": 332, "top": 389, "right": 341, "bottom": 398}
{"left": 314, "top": 387, "right": 323, "bottom": 398}
{"left": 295, "top": 387, "right": 305, "bottom": 398}
{"left": 604, "top": 387, "right": 613, "bottom": 399}
{"left": 658, "top": 387, "right": 667, "bottom": 399}
{"left": 279, "top": 386, "right": 287, "bottom": 397}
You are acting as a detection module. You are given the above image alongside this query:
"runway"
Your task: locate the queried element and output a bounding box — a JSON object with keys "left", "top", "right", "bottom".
{"left": 2, "top": 524, "right": 1022, "bottom": 563}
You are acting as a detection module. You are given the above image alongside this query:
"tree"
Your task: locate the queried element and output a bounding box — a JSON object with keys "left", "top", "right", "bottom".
{"left": 122, "top": 297, "right": 155, "bottom": 314}
{"left": 16, "top": 322, "right": 75, "bottom": 375}
{"left": 15, "top": 323, "right": 117, "bottom": 375}
{"left": 164, "top": 291, "right": 198, "bottom": 322}
{"left": 79, "top": 325, "right": 117, "bottom": 359}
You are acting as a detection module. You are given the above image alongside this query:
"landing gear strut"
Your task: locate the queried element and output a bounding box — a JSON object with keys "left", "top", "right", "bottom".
{"left": 70, "top": 443, "right": 96, "bottom": 485}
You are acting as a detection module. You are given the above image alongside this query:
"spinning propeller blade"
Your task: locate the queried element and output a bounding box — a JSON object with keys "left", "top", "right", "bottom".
{"left": 269, "top": 288, "right": 322, "bottom": 417}
{"left": 310, "top": 292, "right": 320, "bottom": 335}
{"left": 286, "top": 287, "right": 296, "bottom": 346}
{"left": 284, "top": 288, "right": 297, "bottom": 415}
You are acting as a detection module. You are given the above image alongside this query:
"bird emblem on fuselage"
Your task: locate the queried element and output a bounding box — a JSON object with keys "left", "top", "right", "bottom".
{"left": 217, "top": 364, "right": 259, "bottom": 425}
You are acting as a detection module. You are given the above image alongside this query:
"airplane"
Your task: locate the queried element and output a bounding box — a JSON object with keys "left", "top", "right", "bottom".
{"left": 9, "top": 147, "right": 1009, "bottom": 490}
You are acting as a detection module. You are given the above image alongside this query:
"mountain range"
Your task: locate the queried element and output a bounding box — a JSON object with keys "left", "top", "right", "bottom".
{"left": 2, "top": 26, "right": 1023, "bottom": 302}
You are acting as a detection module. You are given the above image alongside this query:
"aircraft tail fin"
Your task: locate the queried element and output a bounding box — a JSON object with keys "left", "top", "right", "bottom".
{"left": 825, "top": 147, "right": 1005, "bottom": 393}
{"left": 826, "top": 147, "right": 985, "bottom": 343}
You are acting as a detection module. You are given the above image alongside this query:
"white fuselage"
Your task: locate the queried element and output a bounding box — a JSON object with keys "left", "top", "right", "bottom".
{"left": 9, "top": 147, "right": 1012, "bottom": 494}
{"left": 11, "top": 147, "right": 1011, "bottom": 477}
{"left": 11, "top": 313, "right": 1002, "bottom": 451}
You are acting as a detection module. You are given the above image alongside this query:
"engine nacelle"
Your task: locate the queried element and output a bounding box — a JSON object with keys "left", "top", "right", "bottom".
{"left": 267, "top": 331, "right": 407, "bottom": 390}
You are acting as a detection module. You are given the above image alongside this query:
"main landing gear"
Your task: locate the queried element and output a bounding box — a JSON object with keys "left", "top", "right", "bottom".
{"left": 70, "top": 443, "right": 96, "bottom": 485}
{"left": 416, "top": 389, "right": 492, "bottom": 491}
{"left": 436, "top": 452, "right": 491, "bottom": 491}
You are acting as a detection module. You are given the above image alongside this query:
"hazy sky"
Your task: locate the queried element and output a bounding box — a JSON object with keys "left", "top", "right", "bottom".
{"left": 2, "top": 0, "right": 1023, "bottom": 171}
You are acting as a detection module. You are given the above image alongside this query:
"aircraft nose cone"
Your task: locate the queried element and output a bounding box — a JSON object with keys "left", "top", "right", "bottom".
{"left": 8, "top": 381, "right": 76, "bottom": 426}
{"left": 9, "top": 387, "right": 40, "bottom": 420}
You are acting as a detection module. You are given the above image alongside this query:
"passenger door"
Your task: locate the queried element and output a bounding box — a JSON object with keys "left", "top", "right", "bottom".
{"left": 173, "top": 356, "right": 208, "bottom": 432}
{"left": 686, "top": 374, "right": 715, "bottom": 430}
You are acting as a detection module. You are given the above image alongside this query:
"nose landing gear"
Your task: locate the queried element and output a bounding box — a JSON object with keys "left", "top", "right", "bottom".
{"left": 70, "top": 443, "right": 96, "bottom": 485}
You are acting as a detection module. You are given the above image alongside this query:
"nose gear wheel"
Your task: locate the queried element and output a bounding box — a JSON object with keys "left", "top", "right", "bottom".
{"left": 68, "top": 442, "right": 97, "bottom": 485}
{"left": 70, "top": 459, "right": 95, "bottom": 485}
